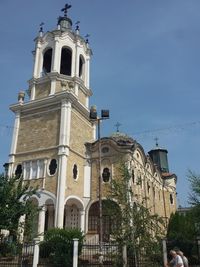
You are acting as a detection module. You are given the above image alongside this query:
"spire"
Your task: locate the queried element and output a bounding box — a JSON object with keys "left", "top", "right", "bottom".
{"left": 57, "top": 3, "right": 73, "bottom": 31}
{"left": 75, "top": 21, "right": 80, "bottom": 35}
{"left": 39, "top": 22, "right": 44, "bottom": 37}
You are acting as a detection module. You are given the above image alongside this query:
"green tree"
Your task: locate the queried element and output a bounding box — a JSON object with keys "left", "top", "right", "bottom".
{"left": 0, "top": 173, "right": 39, "bottom": 240}
{"left": 39, "top": 228, "right": 84, "bottom": 267}
{"left": 166, "top": 211, "right": 197, "bottom": 262}
{"left": 188, "top": 170, "right": 200, "bottom": 208}
{"left": 105, "top": 164, "right": 164, "bottom": 264}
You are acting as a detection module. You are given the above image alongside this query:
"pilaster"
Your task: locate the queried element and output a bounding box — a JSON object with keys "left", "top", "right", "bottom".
{"left": 55, "top": 99, "right": 72, "bottom": 228}
{"left": 8, "top": 111, "right": 20, "bottom": 176}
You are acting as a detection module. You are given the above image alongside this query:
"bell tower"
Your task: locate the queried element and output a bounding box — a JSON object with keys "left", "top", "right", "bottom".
{"left": 8, "top": 4, "right": 95, "bottom": 232}
{"left": 29, "top": 3, "right": 92, "bottom": 107}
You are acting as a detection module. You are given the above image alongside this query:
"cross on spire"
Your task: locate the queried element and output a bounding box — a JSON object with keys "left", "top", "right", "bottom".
{"left": 115, "top": 122, "right": 122, "bottom": 132}
{"left": 154, "top": 137, "right": 159, "bottom": 147}
{"left": 61, "top": 3, "right": 72, "bottom": 17}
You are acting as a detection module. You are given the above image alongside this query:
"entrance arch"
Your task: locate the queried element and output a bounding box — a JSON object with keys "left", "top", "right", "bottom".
{"left": 88, "top": 200, "right": 120, "bottom": 242}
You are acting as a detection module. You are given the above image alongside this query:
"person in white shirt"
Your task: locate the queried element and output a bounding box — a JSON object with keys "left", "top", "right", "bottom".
{"left": 176, "top": 250, "right": 189, "bottom": 267}
{"left": 165, "top": 250, "right": 184, "bottom": 267}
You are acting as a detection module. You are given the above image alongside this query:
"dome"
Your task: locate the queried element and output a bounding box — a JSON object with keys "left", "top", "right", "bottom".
{"left": 110, "top": 132, "right": 134, "bottom": 145}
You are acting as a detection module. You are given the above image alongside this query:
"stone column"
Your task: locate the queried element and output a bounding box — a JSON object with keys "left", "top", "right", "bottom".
{"left": 86, "top": 58, "right": 90, "bottom": 88}
{"left": 52, "top": 38, "right": 60, "bottom": 72}
{"left": 18, "top": 214, "right": 26, "bottom": 243}
{"left": 79, "top": 210, "right": 85, "bottom": 233}
{"left": 73, "top": 239, "right": 79, "bottom": 267}
{"left": 38, "top": 206, "right": 46, "bottom": 240}
{"left": 33, "top": 42, "right": 41, "bottom": 78}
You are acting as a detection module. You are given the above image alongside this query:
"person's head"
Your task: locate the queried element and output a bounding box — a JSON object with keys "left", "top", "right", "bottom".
{"left": 170, "top": 250, "right": 177, "bottom": 258}
{"left": 176, "top": 250, "right": 184, "bottom": 257}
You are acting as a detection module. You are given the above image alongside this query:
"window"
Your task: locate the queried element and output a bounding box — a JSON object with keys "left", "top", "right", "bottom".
{"left": 43, "top": 48, "right": 52, "bottom": 74}
{"left": 132, "top": 170, "right": 135, "bottom": 183}
{"left": 24, "top": 159, "right": 45, "bottom": 180}
{"left": 60, "top": 47, "right": 72, "bottom": 75}
{"left": 38, "top": 160, "right": 44, "bottom": 178}
{"left": 102, "top": 168, "right": 111, "bottom": 183}
{"left": 147, "top": 182, "right": 150, "bottom": 194}
{"left": 101, "top": 147, "right": 109, "bottom": 153}
{"left": 49, "top": 159, "right": 57, "bottom": 175}
{"left": 25, "top": 162, "right": 30, "bottom": 179}
{"left": 32, "top": 161, "right": 37, "bottom": 179}
{"left": 15, "top": 164, "right": 22, "bottom": 178}
{"left": 73, "top": 164, "right": 78, "bottom": 179}
{"left": 79, "top": 55, "right": 84, "bottom": 78}
{"left": 170, "top": 194, "right": 174, "bottom": 204}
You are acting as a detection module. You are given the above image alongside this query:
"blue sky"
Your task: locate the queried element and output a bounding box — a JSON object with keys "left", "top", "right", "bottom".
{"left": 1, "top": 0, "right": 200, "bottom": 207}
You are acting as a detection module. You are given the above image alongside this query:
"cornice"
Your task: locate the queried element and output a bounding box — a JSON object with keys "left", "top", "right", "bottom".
{"left": 28, "top": 73, "right": 93, "bottom": 97}
{"left": 10, "top": 90, "right": 90, "bottom": 120}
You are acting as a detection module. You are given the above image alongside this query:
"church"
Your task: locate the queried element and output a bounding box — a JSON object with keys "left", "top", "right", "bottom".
{"left": 7, "top": 4, "right": 177, "bottom": 242}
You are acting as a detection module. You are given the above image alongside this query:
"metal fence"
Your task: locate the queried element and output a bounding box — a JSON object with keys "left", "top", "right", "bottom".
{"left": 79, "top": 241, "right": 164, "bottom": 267}
{"left": 0, "top": 241, "right": 34, "bottom": 267}
{"left": 79, "top": 241, "right": 121, "bottom": 266}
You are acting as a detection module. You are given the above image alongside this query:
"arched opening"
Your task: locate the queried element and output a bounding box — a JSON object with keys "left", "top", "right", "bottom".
{"left": 24, "top": 198, "right": 39, "bottom": 242}
{"left": 79, "top": 55, "right": 85, "bottom": 78}
{"left": 15, "top": 164, "right": 22, "bottom": 178}
{"left": 88, "top": 200, "right": 120, "bottom": 242}
{"left": 64, "top": 198, "right": 84, "bottom": 230}
{"left": 60, "top": 47, "right": 72, "bottom": 76}
{"left": 64, "top": 204, "right": 80, "bottom": 229}
{"left": 42, "top": 48, "right": 52, "bottom": 74}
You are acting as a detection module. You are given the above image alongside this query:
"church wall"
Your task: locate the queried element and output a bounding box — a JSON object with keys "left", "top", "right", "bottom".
{"left": 70, "top": 110, "right": 93, "bottom": 155}
{"left": 35, "top": 82, "right": 51, "bottom": 99}
{"left": 66, "top": 151, "right": 85, "bottom": 197}
{"left": 78, "top": 88, "right": 87, "bottom": 106}
{"left": 16, "top": 109, "right": 60, "bottom": 153}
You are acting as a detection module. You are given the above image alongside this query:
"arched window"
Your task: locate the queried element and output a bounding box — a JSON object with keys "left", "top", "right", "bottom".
{"left": 88, "top": 200, "right": 120, "bottom": 241}
{"left": 73, "top": 164, "right": 78, "bottom": 180}
{"left": 43, "top": 48, "right": 52, "bottom": 74}
{"left": 170, "top": 193, "right": 174, "bottom": 204}
{"left": 49, "top": 159, "right": 57, "bottom": 175}
{"left": 60, "top": 47, "right": 72, "bottom": 75}
{"left": 79, "top": 55, "right": 84, "bottom": 78}
{"left": 102, "top": 168, "right": 111, "bottom": 183}
{"left": 15, "top": 164, "right": 22, "bottom": 178}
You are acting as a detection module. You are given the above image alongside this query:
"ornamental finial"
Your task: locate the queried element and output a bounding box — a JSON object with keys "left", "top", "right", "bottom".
{"left": 61, "top": 3, "right": 72, "bottom": 17}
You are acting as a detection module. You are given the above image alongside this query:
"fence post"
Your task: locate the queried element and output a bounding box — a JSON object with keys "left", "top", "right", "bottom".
{"left": 162, "top": 238, "right": 167, "bottom": 266}
{"left": 33, "top": 237, "right": 40, "bottom": 267}
{"left": 123, "top": 245, "right": 127, "bottom": 267}
{"left": 73, "top": 238, "right": 79, "bottom": 267}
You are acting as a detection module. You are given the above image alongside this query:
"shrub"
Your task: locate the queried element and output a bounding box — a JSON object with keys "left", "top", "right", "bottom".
{"left": 39, "top": 228, "right": 84, "bottom": 267}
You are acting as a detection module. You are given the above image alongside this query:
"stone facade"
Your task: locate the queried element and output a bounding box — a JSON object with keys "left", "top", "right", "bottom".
{"left": 7, "top": 6, "right": 177, "bottom": 242}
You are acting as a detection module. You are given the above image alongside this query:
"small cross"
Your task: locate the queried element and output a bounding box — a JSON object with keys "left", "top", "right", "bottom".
{"left": 61, "top": 3, "right": 72, "bottom": 17}
{"left": 39, "top": 22, "right": 44, "bottom": 32}
{"left": 115, "top": 122, "right": 122, "bottom": 132}
{"left": 154, "top": 137, "right": 159, "bottom": 147}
